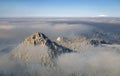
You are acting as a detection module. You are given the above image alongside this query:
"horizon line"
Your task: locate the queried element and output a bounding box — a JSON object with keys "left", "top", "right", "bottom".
{"left": 0, "top": 16, "right": 120, "bottom": 18}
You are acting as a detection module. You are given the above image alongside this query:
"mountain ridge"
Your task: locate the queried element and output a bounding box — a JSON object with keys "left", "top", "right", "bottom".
{"left": 10, "top": 32, "right": 73, "bottom": 67}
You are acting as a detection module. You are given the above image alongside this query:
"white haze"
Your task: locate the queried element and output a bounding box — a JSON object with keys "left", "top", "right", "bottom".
{"left": 0, "top": 45, "right": 120, "bottom": 76}
{"left": 0, "top": 18, "right": 120, "bottom": 76}
{"left": 0, "top": 23, "right": 94, "bottom": 39}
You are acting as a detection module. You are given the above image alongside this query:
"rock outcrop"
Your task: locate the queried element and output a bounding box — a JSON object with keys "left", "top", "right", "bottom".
{"left": 10, "top": 32, "right": 73, "bottom": 67}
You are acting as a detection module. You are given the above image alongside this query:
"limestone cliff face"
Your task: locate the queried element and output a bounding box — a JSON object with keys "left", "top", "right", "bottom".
{"left": 10, "top": 32, "right": 72, "bottom": 67}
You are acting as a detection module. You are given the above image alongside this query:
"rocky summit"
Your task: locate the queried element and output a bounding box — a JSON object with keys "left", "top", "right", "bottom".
{"left": 22, "top": 32, "right": 73, "bottom": 54}
{"left": 23, "top": 32, "right": 50, "bottom": 46}
{"left": 10, "top": 32, "right": 109, "bottom": 67}
{"left": 10, "top": 32, "right": 73, "bottom": 67}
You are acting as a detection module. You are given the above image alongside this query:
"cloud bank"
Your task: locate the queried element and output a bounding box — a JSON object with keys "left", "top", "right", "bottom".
{"left": 0, "top": 45, "right": 120, "bottom": 76}
{"left": 0, "top": 25, "right": 15, "bottom": 30}
{"left": 98, "top": 14, "right": 108, "bottom": 17}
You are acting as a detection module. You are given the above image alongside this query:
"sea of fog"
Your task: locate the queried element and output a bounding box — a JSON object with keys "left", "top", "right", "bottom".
{"left": 0, "top": 18, "right": 120, "bottom": 76}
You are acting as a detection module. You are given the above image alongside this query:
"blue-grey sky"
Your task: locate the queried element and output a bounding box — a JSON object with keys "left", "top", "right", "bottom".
{"left": 0, "top": 0, "right": 120, "bottom": 17}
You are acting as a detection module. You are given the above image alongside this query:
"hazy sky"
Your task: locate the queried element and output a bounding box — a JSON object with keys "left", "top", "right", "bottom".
{"left": 0, "top": 0, "right": 120, "bottom": 17}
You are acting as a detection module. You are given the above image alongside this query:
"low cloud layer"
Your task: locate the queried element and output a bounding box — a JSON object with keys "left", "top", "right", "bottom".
{"left": 98, "top": 14, "right": 108, "bottom": 17}
{"left": 0, "top": 25, "right": 15, "bottom": 30}
{"left": 0, "top": 18, "right": 120, "bottom": 39}
{"left": 0, "top": 18, "right": 120, "bottom": 76}
{"left": 0, "top": 45, "right": 120, "bottom": 76}
{"left": 0, "top": 22, "right": 94, "bottom": 39}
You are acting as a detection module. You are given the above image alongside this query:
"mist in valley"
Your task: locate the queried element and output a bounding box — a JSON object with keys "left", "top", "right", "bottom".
{"left": 0, "top": 18, "right": 120, "bottom": 76}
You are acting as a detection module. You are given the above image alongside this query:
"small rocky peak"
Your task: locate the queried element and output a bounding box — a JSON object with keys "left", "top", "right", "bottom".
{"left": 23, "top": 32, "right": 50, "bottom": 45}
